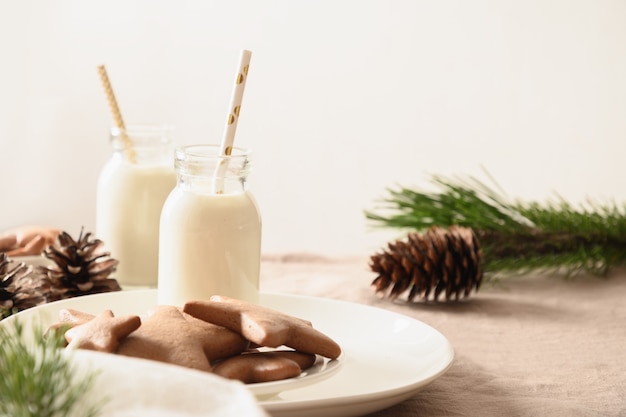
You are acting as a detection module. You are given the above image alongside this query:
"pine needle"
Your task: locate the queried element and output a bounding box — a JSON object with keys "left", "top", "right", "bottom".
{"left": 0, "top": 319, "right": 105, "bottom": 417}
{"left": 365, "top": 175, "right": 626, "bottom": 278}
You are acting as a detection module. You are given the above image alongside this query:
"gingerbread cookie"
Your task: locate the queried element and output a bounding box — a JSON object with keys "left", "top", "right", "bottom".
{"left": 183, "top": 296, "right": 342, "bottom": 360}
{"left": 0, "top": 234, "right": 17, "bottom": 252}
{"left": 1, "top": 226, "right": 61, "bottom": 256}
{"left": 63, "top": 309, "right": 141, "bottom": 352}
{"left": 213, "top": 350, "right": 317, "bottom": 384}
{"left": 45, "top": 308, "right": 98, "bottom": 338}
{"left": 116, "top": 305, "right": 249, "bottom": 372}
{"left": 47, "top": 297, "right": 343, "bottom": 385}
{"left": 5, "top": 235, "right": 47, "bottom": 257}
{"left": 59, "top": 308, "right": 98, "bottom": 326}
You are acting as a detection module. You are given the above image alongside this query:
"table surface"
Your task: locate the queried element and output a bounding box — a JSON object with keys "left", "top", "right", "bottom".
{"left": 259, "top": 254, "right": 626, "bottom": 417}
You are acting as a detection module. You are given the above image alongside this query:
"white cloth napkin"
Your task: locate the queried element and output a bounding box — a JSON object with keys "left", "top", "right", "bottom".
{"left": 71, "top": 350, "right": 268, "bottom": 417}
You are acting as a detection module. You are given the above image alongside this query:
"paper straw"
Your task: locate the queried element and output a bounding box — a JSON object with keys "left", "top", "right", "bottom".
{"left": 97, "top": 65, "right": 136, "bottom": 163}
{"left": 213, "top": 50, "right": 252, "bottom": 193}
{"left": 219, "top": 49, "right": 252, "bottom": 156}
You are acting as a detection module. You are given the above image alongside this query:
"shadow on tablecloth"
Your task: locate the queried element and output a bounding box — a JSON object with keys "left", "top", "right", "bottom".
{"left": 366, "top": 355, "right": 626, "bottom": 417}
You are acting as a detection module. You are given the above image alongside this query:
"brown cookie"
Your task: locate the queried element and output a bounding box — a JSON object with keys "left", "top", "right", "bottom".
{"left": 0, "top": 234, "right": 17, "bottom": 252}
{"left": 213, "top": 350, "right": 317, "bottom": 383}
{"left": 59, "top": 308, "right": 97, "bottom": 325}
{"left": 6, "top": 235, "right": 47, "bottom": 257}
{"left": 183, "top": 296, "right": 342, "bottom": 360}
{"left": 2, "top": 226, "right": 61, "bottom": 256}
{"left": 45, "top": 308, "right": 97, "bottom": 340}
{"left": 64, "top": 309, "right": 141, "bottom": 352}
{"left": 116, "top": 305, "right": 249, "bottom": 372}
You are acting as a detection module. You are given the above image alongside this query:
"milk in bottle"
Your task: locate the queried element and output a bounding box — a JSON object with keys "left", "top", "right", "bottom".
{"left": 157, "top": 145, "right": 261, "bottom": 307}
{"left": 96, "top": 125, "right": 176, "bottom": 287}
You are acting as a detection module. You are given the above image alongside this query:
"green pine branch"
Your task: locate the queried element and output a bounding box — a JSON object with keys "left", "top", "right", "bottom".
{"left": 365, "top": 175, "right": 626, "bottom": 277}
{"left": 0, "top": 320, "right": 105, "bottom": 417}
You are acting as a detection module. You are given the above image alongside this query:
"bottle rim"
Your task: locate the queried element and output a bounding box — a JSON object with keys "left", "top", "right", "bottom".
{"left": 109, "top": 125, "right": 176, "bottom": 150}
{"left": 175, "top": 144, "right": 252, "bottom": 161}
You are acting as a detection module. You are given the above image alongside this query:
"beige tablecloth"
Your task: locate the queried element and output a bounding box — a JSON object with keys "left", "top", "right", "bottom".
{"left": 260, "top": 254, "right": 626, "bottom": 417}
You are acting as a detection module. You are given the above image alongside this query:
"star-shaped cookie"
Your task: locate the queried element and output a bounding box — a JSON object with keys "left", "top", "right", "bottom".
{"left": 116, "top": 305, "right": 249, "bottom": 372}
{"left": 183, "top": 296, "right": 342, "bottom": 360}
{"left": 64, "top": 309, "right": 141, "bottom": 353}
{"left": 45, "top": 308, "right": 97, "bottom": 337}
{"left": 59, "top": 308, "right": 98, "bottom": 326}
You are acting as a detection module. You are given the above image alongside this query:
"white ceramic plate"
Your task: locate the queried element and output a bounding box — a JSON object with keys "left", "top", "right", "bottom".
{"left": 4, "top": 290, "right": 454, "bottom": 417}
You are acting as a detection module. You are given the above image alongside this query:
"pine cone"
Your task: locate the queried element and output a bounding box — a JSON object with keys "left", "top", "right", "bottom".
{"left": 39, "top": 229, "right": 121, "bottom": 301}
{"left": 370, "top": 225, "right": 484, "bottom": 302}
{"left": 1, "top": 253, "right": 47, "bottom": 318}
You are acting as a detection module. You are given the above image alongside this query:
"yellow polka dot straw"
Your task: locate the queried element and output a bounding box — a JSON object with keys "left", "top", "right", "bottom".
{"left": 97, "top": 64, "right": 136, "bottom": 163}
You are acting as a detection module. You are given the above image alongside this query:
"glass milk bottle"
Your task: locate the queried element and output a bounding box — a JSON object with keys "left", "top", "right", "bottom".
{"left": 158, "top": 145, "right": 261, "bottom": 307}
{"left": 96, "top": 125, "right": 176, "bottom": 287}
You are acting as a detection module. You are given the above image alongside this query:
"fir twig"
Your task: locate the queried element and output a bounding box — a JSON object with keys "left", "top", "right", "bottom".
{"left": 0, "top": 319, "right": 105, "bottom": 417}
{"left": 365, "top": 175, "right": 626, "bottom": 278}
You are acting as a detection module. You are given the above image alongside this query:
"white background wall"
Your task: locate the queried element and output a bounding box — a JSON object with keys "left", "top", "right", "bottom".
{"left": 1, "top": 0, "right": 625, "bottom": 256}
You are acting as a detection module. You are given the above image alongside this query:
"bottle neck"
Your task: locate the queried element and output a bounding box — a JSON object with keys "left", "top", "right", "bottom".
{"left": 175, "top": 145, "right": 252, "bottom": 194}
{"left": 110, "top": 125, "right": 175, "bottom": 165}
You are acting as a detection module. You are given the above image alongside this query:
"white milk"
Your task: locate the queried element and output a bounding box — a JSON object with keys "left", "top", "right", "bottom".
{"left": 96, "top": 126, "right": 176, "bottom": 287}
{"left": 157, "top": 144, "right": 261, "bottom": 307}
{"left": 157, "top": 189, "right": 261, "bottom": 307}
